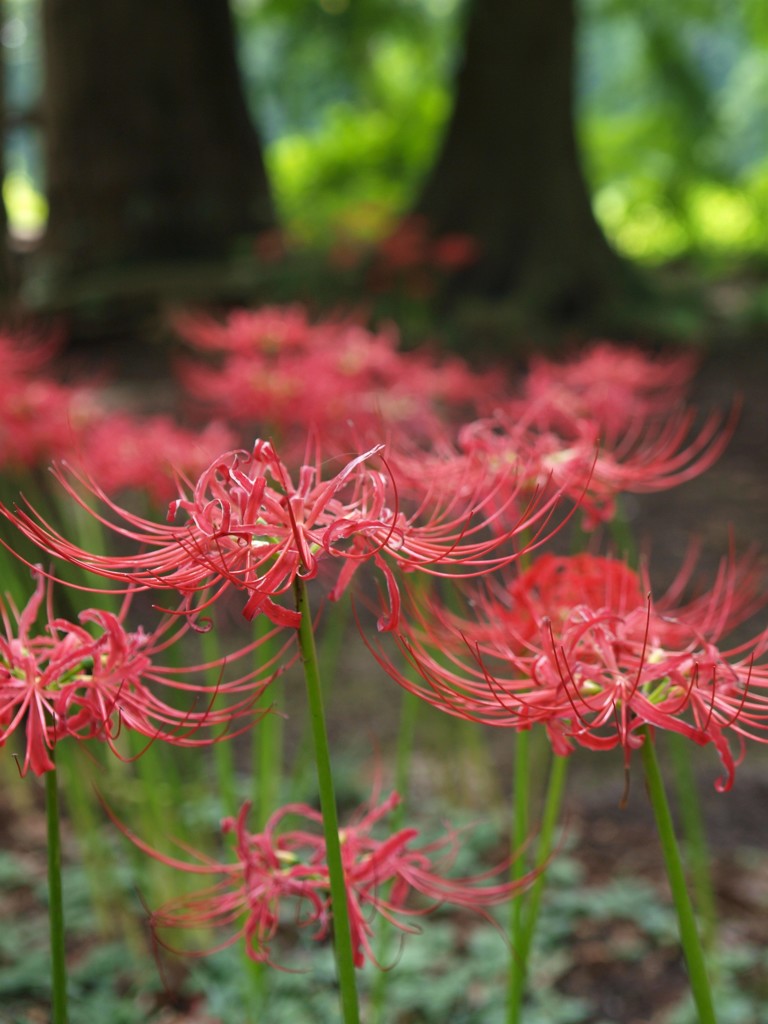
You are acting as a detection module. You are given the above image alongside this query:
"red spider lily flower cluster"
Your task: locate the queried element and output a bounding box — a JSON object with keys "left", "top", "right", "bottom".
{"left": 0, "top": 328, "right": 241, "bottom": 498}
{"left": 372, "top": 553, "right": 768, "bottom": 791}
{"left": 372, "top": 216, "right": 479, "bottom": 275}
{"left": 520, "top": 341, "right": 699, "bottom": 436}
{"left": 366, "top": 341, "right": 735, "bottom": 534}
{"left": 0, "top": 330, "right": 103, "bottom": 473}
{"left": 460, "top": 400, "right": 735, "bottom": 530}
{"left": 365, "top": 216, "right": 480, "bottom": 299}
{"left": 128, "top": 790, "right": 527, "bottom": 968}
{"left": 0, "top": 327, "right": 64, "bottom": 376}
{"left": 174, "top": 305, "right": 504, "bottom": 448}
{"left": 72, "top": 413, "right": 237, "bottom": 504}
{"left": 2, "top": 435, "right": 563, "bottom": 631}
{"left": 0, "top": 571, "right": 281, "bottom": 775}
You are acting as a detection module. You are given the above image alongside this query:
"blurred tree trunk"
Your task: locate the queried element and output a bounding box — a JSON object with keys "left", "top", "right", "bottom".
{"left": 39, "top": 0, "right": 274, "bottom": 288}
{"left": 415, "top": 0, "right": 630, "bottom": 321}
{"left": 0, "top": 1, "right": 9, "bottom": 306}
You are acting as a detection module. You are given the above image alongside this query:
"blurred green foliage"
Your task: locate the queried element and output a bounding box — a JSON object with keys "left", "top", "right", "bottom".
{"left": 234, "top": 0, "right": 768, "bottom": 264}
{"left": 233, "top": 0, "right": 461, "bottom": 243}
{"left": 2, "top": 0, "right": 767, "bottom": 265}
{"left": 580, "top": 0, "right": 768, "bottom": 263}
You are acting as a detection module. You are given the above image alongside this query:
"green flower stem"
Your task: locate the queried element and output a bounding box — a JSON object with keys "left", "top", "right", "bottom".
{"left": 246, "top": 617, "right": 283, "bottom": 829}
{"left": 57, "top": 743, "right": 143, "bottom": 950}
{"left": 507, "top": 742, "right": 568, "bottom": 1024}
{"left": 668, "top": 733, "right": 717, "bottom": 952}
{"left": 255, "top": 693, "right": 282, "bottom": 830}
{"left": 393, "top": 689, "right": 420, "bottom": 816}
{"left": 370, "top": 687, "right": 421, "bottom": 1024}
{"left": 508, "top": 727, "right": 531, "bottom": 948}
{"left": 45, "top": 759, "right": 69, "bottom": 1024}
{"left": 608, "top": 496, "right": 638, "bottom": 567}
{"left": 287, "top": 594, "right": 351, "bottom": 800}
{"left": 199, "top": 626, "right": 238, "bottom": 818}
{"left": 506, "top": 728, "right": 531, "bottom": 1024}
{"left": 294, "top": 577, "right": 361, "bottom": 1024}
{"left": 640, "top": 730, "right": 718, "bottom": 1024}
{"left": 518, "top": 752, "right": 568, "bottom": 959}
{"left": 241, "top": 620, "right": 285, "bottom": 1014}
{"left": 318, "top": 589, "right": 352, "bottom": 675}
{"left": 201, "top": 623, "right": 269, "bottom": 1019}
{"left": 52, "top": 481, "right": 121, "bottom": 616}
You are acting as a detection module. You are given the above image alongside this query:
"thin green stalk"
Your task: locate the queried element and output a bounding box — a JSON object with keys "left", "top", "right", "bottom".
{"left": 242, "top": 957, "right": 268, "bottom": 1023}
{"left": 370, "top": 687, "right": 421, "bottom": 1024}
{"left": 202, "top": 618, "right": 274, "bottom": 1014}
{"left": 45, "top": 758, "right": 69, "bottom": 1024}
{"left": 507, "top": 742, "right": 568, "bottom": 1024}
{"left": 455, "top": 715, "right": 499, "bottom": 804}
{"left": 515, "top": 753, "right": 568, "bottom": 976}
{"left": 200, "top": 625, "right": 238, "bottom": 818}
{"left": 318, "top": 589, "right": 352, "bottom": 674}
{"left": 668, "top": 733, "right": 718, "bottom": 952}
{"left": 56, "top": 742, "right": 143, "bottom": 950}
{"left": 212, "top": 713, "right": 239, "bottom": 819}
{"left": 255, "top": 695, "right": 282, "bottom": 830}
{"left": 608, "top": 496, "right": 638, "bottom": 567}
{"left": 294, "top": 577, "right": 360, "bottom": 1024}
{"left": 640, "top": 731, "right": 717, "bottom": 1024}
{"left": 247, "top": 684, "right": 281, "bottom": 1017}
{"left": 287, "top": 592, "right": 351, "bottom": 800}
{"left": 393, "top": 689, "right": 420, "bottom": 812}
{"left": 508, "top": 728, "right": 532, "bottom": 986}
{"left": 249, "top": 618, "right": 282, "bottom": 830}
{"left": 49, "top": 479, "right": 121, "bottom": 616}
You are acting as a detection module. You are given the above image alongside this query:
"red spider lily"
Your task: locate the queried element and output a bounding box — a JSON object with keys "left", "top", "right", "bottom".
{"left": 449, "top": 548, "right": 764, "bottom": 655}
{"left": 0, "top": 375, "right": 103, "bottom": 474}
{"left": 172, "top": 304, "right": 313, "bottom": 356}
{"left": 370, "top": 553, "right": 768, "bottom": 789}
{"left": 2, "top": 435, "right": 564, "bottom": 631}
{"left": 175, "top": 306, "right": 504, "bottom": 445}
{"left": 452, "top": 340, "right": 731, "bottom": 530}
{"left": 0, "top": 571, "right": 283, "bottom": 775}
{"left": 123, "top": 790, "right": 529, "bottom": 968}
{"left": 374, "top": 428, "right": 575, "bottom": 544}
{"left": 367, "top": 216, "right": 479, "bottom": 298}
{"left": 321, "top": 435, "right": 570, "bottom": 629}
{"left": 519, "top": 341, "right": 698, "bottom": 437}
{"left": 72, "top": 413, "right": 237, "bottom": 504}
{"left": 0, "top": 326, "right": 63, "bottom": 376}
{"left": 0, "top": 327, "right": 105, "bottom": 473}
{"left": 460, "top": 395, "right": 737, "bottom": 528}
{"left": 2, "top": 439, "right": 381, "bottom": 627}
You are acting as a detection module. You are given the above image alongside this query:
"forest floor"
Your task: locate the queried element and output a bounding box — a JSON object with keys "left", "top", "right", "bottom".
{"left": 1, "top": 321, "right": 767, "bottom": 1023}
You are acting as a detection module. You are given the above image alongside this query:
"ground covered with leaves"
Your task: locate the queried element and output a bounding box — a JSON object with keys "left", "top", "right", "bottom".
{"left": 3, "top": 750, "right": 768, "bottom": 1024}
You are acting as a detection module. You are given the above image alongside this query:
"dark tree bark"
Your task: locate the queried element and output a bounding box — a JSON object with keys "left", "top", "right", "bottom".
{"left": 415, "top": 0, "right": 630, "bottom": 319}
{"left": 0, "top": 1, "right": 10, "bottom": 306}
{"left": 39, "top": 0, "right": 274, "bottom": 280}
